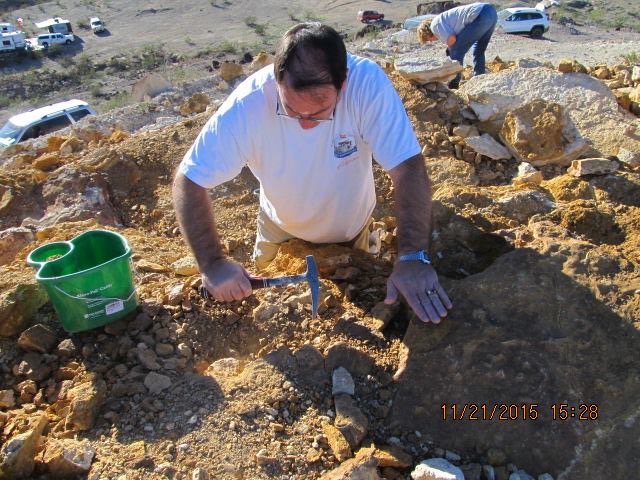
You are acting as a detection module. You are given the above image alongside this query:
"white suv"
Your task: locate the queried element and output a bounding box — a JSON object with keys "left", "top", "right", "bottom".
{"left": 90, "top": 17, "right": 105, "bottom": 33}
{"left": 498, "top": 8, "right": 550, "bottom": 38}
{"left": 37, "top": 32, "right": 74, "bottom": 47}
{"left": 0, "top": 100, "right": 96, "bottom": 149}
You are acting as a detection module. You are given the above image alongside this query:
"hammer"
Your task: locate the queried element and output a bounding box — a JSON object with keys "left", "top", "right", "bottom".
{"left": 199, "top": 255, "right": 320, "bottom": 319}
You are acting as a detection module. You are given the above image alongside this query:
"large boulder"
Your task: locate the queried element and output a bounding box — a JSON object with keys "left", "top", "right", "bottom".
{"left": 461, "top": 68, "right": 640, "bottom": 157}
{"left": 390, "top": 248, "right": 640, "bottom": 477}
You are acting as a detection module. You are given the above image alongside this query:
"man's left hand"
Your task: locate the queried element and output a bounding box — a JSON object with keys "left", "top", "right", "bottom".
{"left": 384, "top": 261, "right": 452, "bottom": 323}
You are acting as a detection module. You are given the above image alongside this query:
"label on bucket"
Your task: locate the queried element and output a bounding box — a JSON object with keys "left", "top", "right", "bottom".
{"left": 105, "top": 300, "right": 125, "bottom": 315}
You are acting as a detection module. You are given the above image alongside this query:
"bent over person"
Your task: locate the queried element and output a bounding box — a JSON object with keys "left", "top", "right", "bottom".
{"left": 172, "top": 23, "right": 452, "bottom": 323}
{"left": 417, "top": 2, "right": 498, "bottom": 89}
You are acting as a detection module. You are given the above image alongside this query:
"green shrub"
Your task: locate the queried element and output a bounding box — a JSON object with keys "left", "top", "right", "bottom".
{"left": 621, "top": 51, "right": 640, "bottom": 64}
{"left": 77, "top": 19, "right": 90, "bottom": 30}
{"left": 100, "top": 91, "right": 130, "bottom": 112}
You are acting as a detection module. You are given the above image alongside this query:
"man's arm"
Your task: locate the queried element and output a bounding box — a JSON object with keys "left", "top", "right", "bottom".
{"left": 385, "top": 154, "right": 452, "bottom": 323}
{"left": 172, "top": 171, "right": 252, "bottom": 302}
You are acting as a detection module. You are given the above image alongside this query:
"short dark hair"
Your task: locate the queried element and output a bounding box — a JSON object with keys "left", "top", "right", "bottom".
{"left": 274, "top": 22, "right": 347, "bottom": 91}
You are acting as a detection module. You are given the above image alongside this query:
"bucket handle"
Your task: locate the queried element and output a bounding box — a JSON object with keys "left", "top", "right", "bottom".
{"left": 52, "top": 285, "right": 137, "bottom": 305}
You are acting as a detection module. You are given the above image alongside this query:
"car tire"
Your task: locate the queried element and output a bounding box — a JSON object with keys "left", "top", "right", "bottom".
{"left": 65, "top": 39, "right": 71, "bottom": 45}
{"left": 530, "top": 26, "right": 544, "bottom": 38}
{"left": 42, "top": 42, "right": 48, "bottom": 48}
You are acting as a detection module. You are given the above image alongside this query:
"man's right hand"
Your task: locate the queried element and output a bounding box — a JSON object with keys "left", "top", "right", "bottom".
{"left": 201, "top": 257, "right": 253, "bottom": 302}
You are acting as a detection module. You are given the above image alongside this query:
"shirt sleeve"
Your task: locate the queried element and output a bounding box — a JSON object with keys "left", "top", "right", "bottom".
{"left": 355, "top": 62, "right": 421, "bottom": 171}
{"left": 179, "top": 103, "right": 247, "bottom": 189}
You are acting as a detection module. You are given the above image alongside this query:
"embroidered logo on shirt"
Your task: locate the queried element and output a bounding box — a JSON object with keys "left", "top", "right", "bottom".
{"left": 334, "top": 134, "right": 357, "bottom": 159}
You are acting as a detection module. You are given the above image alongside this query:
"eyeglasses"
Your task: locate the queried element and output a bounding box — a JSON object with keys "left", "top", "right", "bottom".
{"left": 275, "top": 89, "right": 337, "bottom": 123}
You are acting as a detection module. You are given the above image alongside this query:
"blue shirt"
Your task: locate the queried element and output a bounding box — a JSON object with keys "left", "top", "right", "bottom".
{"left": 430, "top": 2, "right": 486, "bottom": 43}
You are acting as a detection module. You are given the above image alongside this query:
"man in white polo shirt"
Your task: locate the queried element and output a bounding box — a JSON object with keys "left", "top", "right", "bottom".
{"left": 173, "top": 23, "right": 452, "bottom": 323}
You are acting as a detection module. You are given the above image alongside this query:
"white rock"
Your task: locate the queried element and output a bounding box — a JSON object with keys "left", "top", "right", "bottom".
{"left": 332, "top": 367, "right": 355, "bottom": 396}
{"left": 617, "top": 148, "right": 640, "bottom": 167}
{"left": 468, "top": 101, "right": 499, "bottom": 122}
{"left": 514, "top": 162, "right": 543, "bottom": 185}
{"left": 537, "top": 474, "right": 554, "bottom": 480}
{"left": 411, "top": 458, "right": 464, "bottom": 480}
{"left": 465, "top": 134, "right": 511, "bottom": 160}
{"left": 395, "top": 53, "right": 462, "bottom": 84}
{"left": 144, "top": 372, "right": 172, "bottom": 394}
{"left": 253, "top": 302, "right": 283, "bottom": 322}
{"left": 632, "top": 65, "right": 640, "bottom": 83}
{"left": 452, "top": 124, "right": 479, "bottom": 138}
{"left": 567, "top": 158, "right": 619, "bottom": 177}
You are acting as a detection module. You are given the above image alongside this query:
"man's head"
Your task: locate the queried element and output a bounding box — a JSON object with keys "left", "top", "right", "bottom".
{"left": 274, "top": 22, "right": 347, "bottom": 91}
{"left": 274, "top": 22, "right": 347, "bottom": 129}
{"left": 417, "top": 19, "right": 438, "bottom": 43}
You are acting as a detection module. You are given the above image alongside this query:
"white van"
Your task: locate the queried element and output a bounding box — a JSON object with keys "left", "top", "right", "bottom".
{"left": 0, "top": 100, "right": 96, "bottom": 149}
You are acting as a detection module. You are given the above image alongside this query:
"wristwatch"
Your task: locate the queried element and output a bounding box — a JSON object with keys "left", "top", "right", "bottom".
{"left": 398, "top": 250, "right": 432, "bottom": 264}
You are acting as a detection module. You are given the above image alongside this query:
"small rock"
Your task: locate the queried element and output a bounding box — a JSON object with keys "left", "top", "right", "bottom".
{"left": 144, "top": 372, "right": 172, "bottom": 394}
{"left": 15, "top": 352, "right": 51, "bottom": 381}
{"left": 255, "top": 448, "right": 278, "bottom": 465}
{"left": 567, "top": 158, "right": 618, "bottom": 177}
{"left": 334, "top": 394, "right": 368, "bottom": 449}
{"left": 220, "top": 62, "right": 244, "bottom": 82}
{"left": 395, "top": 54, "right": 463, "bottom": 84}
{"left": 459, "top": 463, "right": 482, "bottom": 480}
{"left": 411, "top": 458, "right": 464, "bottom": 480}
{"left": 365, "top": 302, "right": 399, "bottom": 331}
{"left": 513, "top": 162, "right": 543, "bottom": 185}
{"left": 325, "top": 342, "right": 375, "bottom": 376}
{"left": 54, "top": 338, "right": 78, "bottom": 357}
{"left": 135, "top": 259, "right": 170, "bottom": 273}
{"left": 171, "top": 256, "right": 199, "bottom": 276}
{"left": 192, "top": 467, "right": 210, "bottom": 480}
{"left": 18, "top": 323, "right": 58, "bottom": 353}
{"left": 322, "top": 423, "right": 352, "bottom": 461}
{"left": 176, "top": 343, "right": 193, "bottom": 359}
{"left": 65, "top": 373, "right": 107, "bottom": 431}
{"left": 137, "top": 344, "right": 161, "bottom": 370}
{"left": 332, "top": 367, "right": 355, "bottom": 396}
{"left": 537, "top": 474, "right": 554, "bottom": 480}
{"left": 43, "top": 438, "right": 96, "bottom": 477}
{"left": 155, "top": 343, "right": 174, "bottom": 357}
{"left": 617, "top": 148, "right": 640, "bottom": 168}
{"left": 253, "top": 302, "right": 283, "bottom": 323}
{"left": 452, "top": 124, "right": 479, "bottom": 138}
{"left": 0, "top": 390, "right": 15, "bottom": 409}
{"left": 464, "top": 134, "right": 511, "bottom": 160}
{"left": 166, "top": 284, "right": 184, "bottom": 306}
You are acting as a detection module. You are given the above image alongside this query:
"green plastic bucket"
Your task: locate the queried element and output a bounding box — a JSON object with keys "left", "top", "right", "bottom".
{"left": 27, "top": 229, "right": 138, "bottom": 333}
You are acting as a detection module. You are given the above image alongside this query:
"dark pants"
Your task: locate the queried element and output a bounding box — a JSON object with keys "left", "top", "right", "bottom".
{"left": 447, "top": 4, "right": 498, "bottom": 88}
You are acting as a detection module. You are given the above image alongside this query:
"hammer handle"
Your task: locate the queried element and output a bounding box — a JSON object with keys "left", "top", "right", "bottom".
{"left": 249, "top": 274, "right": 307, "bottom": 289}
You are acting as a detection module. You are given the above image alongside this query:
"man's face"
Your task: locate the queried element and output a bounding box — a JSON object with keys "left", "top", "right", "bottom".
{"left": 277, "top": 82, "right": 339, "bottom": 130}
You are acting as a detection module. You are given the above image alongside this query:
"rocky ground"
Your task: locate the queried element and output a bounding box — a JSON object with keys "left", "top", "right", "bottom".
{"left": 1, "top": 23, "right": 640, "bottom": 480}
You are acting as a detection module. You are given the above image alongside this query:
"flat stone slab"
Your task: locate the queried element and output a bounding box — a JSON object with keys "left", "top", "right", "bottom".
{"left": 395, "top": 53, "right": 462, "bottom": 84}
{"left": 567, "top": 158, "right": 619, "bottom": 176}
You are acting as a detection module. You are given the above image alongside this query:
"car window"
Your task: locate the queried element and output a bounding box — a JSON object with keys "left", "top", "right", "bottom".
{"left": 531, "top": 13, "right": 543, "bottom": 19}
{"left": 20, "top": 125, "right": 41, "bottom": 141}
{"left": 37, "top": 115, "right": 72, "bottom": 135}
{"left": 70, "top": 109, "right": 90, "bottom": 122}
{"left": 2, "top": 40, "right": 10, "bottom": 46}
